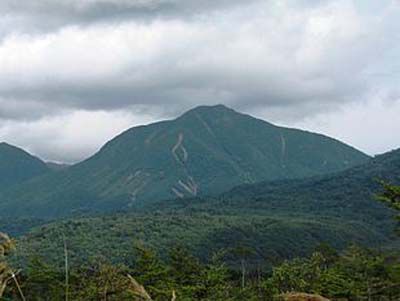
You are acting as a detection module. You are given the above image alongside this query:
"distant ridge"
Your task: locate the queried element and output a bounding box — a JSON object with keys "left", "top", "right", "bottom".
{"left": 0, "top": 105, "right": 370, "bottom": 218}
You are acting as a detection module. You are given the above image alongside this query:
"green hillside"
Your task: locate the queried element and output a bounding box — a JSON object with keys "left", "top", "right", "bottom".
{"left": 0, "top": 142, "right": 49, "bottom": 190}
{"left": 12, "top": 148, "right": 400, "bottom": 266}
{"left": 0, "top": 105, "right": 369, "bottom": 218}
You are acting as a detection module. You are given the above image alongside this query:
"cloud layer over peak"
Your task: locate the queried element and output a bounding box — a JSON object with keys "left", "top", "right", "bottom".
{"left": 0, "top": 0, "right": 399, "bottom": 162}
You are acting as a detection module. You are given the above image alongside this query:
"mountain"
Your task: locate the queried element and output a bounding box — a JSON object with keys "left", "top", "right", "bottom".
{"left": 0, "top": 142, "right": 49, "bottom": 190}
{"left": 144, "top": 148, "right": 400, "bottom": 241}
{"left": 213, "top": 148, "right": 400, "bottom": 219}
{"left": 139, "top": 148, "right": 400, "bottom": 235}
{"left": 13, "top": 148, "right": 400, "bottom": 266}
{"left": 0, "top": 105, "right": 369, "bottom": 218}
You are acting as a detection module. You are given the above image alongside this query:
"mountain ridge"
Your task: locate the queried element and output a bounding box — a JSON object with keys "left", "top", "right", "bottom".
{"left": 0, "top": 105, "right": 370, "bottom": 218}
{"left": 0, "top": 142, "right": 50, "bottom": 190}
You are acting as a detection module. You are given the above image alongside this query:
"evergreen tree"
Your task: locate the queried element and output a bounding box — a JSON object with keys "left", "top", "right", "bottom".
{"left": 378, "top": 182, "right": 400, "bottom": 211}
{"left": 202, "top": 251, "right": 231, "bottom": 300}
{"left": 73, "top": 259, "right": 133, "bottom": 301}
{"left": 132, "top": 243, "right": 172, "bottom": 300}
{"left": 168, "top": 245, "right": 204, "bottom": 299}
{"left": 335, "top": 245, "right": 393, "bottom": 300}
{"left": 24, "top": 256, "right": 64, "bottom": 301}
{"left": 378, "top": 182, "right": 400, "bottom": 233}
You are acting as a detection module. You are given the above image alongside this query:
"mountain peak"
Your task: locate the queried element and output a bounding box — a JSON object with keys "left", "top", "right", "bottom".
{"left": 0, "top": 142, "right": 14, "bottom": 148}
{"left": 0, "top": 142, "right": 49, "bottom": 190}
{"left": 180, "top": 104, "right": 237, "bottom": 118}
{"left": 0, "top": 142, "right": 31, "bottom": 154}
{"left": 190, "top": 104, "right": 232, "bottom": 111}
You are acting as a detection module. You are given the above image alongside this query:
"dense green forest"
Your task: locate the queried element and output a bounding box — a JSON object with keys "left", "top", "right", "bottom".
{"left": 0, "top": 183, "right": 399, "bottom": 300}
{"left": 10, "top": 149, "right": 399, "bottom": 268}
{"left": 2, "top": 233, "right": 400, "bottom": 300}
{"left": 13, "top": 213, "right": 389, "bottom": 268}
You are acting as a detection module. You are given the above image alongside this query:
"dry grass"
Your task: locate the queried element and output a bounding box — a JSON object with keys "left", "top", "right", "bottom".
{"left": 127, "top": 274, "right": 177, "bottom": 301}
{"left": 127, "top": 274, "right": 153, "bottom": 301}
{"left": 0, "top": 232, "right": 15, "bottom": 298}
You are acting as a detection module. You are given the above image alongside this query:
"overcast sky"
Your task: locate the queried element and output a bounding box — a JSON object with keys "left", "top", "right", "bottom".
{"left": 0, "top": 0, "right": 399, "bottom": 163}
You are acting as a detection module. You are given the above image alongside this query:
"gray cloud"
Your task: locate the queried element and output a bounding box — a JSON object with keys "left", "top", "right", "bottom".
{"left": 1, "top": 0, "right": 254, "bottom": 18}
{"left": 0, "top": 0, "right": 399, "bottom": 161}
{"left": 0, "top": 0, "right": 261, "bottom": 36}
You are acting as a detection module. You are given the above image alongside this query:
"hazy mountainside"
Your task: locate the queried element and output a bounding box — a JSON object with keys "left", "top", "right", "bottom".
{"left": 46, "top": 162, "right": 70, "bottom": 171}
{"left": 139, "top": 148, "right": 400, "bottom": 233}
{"left": 210, "top": 148, "right": 400, "bottom": 211}
{"left": 13, "top": 148, "right": 400, "bottom": 266}
{"left": 143, "top": 148, "right": 400, "bottom": 234}
{"left": 211, "top": 148, "right": 400, "bottom": 221}
{"left": 0, "top": 142, "right": 49, "bottom": 190}
{"left": 0, "top": 105, "right": 369, "bottom": 218}
{"left": 225, "top": 148, "right": 400, "bottom": 199}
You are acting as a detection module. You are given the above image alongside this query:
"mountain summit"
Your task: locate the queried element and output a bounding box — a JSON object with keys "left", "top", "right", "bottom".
{"left": 0, "top": 105, "right": 369, "bottom": 217}
{"left": 0, "top": 142, "right": 49, "bottom": 189}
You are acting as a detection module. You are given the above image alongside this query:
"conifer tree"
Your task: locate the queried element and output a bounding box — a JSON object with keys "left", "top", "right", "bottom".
{"left": 132, "top": 243, "right": 171, "bottom": 300}
{"left": 168, "top": 245, "right": 204, "bottom": 299}
{"left": 378, "top": 182, "right": 400, "bottom": 221}
{"left": 202, "top": 251, "right": 231, "bottom": 300}
{"left": 24, "top": 256, "right": 64, "bottom": 301}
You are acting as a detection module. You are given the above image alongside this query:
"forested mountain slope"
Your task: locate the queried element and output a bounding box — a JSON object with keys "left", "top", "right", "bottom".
{"left": 0, "top": 143, "right": 49, "bottom": 190}
{"left": 0, "top": 105, "right": 369, "bottom": 218}
{"left": 13, "top": 149, "right": 400, "bottom": 266}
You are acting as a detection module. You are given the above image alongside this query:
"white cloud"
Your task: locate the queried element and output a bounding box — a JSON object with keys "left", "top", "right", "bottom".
{"left": 290, "top": 98, "right": 400, "bottom": 156}
{"left": 1, "top": 0, "right": 395, "bottom": 110}
{"left": 0, "top": 109, "right": 158, "bottom": 163}
{"left": 0, "top": 0, "right": 399, "bottom": 161}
